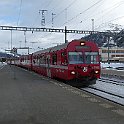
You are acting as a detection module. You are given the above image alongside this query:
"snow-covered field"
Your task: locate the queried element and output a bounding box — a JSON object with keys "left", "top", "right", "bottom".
{"left": 101, "top": 62, "right": 124, "bottom": 70}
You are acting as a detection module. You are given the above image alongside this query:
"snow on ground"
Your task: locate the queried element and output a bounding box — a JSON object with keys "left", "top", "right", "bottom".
{"left": 95, "top": 80, "right": 124, "bottom": 97}
{"left": 101, "top": 62, "right": 124, "bottom": 70}
{"left": 0, "top": 62, "right": 7, "bottom": 68}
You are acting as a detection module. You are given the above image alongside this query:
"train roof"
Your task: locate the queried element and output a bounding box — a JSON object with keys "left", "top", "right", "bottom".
{"left": 33, "top": 42, "right": 70, "bottom": 55}
{"left": 33, "top": 39, "right": 90, "bottom": 55}
{"left": 50, "top": 42, "right": 69, "bottom": 52}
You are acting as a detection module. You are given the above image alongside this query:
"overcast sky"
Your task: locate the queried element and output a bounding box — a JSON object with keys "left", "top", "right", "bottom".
{"left": 0, "top": 0, "right": 124, "bottom": 54}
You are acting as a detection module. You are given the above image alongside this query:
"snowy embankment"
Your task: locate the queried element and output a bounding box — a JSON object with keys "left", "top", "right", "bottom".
{"left": 101, "top": 62, "right": 124, "bottom": 70}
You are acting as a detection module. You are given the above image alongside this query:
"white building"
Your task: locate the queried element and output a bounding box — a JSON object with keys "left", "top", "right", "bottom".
{"left": 99, "top": 47, "right": 124, "bottom": 62}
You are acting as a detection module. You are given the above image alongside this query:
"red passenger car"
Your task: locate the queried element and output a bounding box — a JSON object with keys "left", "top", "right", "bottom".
{"left": 19, "top": 54, "right": 32, "bottom": 69}
{"left": 32, "top": 39, "right": 100, "bottom": 87}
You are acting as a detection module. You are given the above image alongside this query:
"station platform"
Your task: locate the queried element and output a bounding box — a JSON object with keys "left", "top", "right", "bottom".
{"left": 0, "top": 65, "right": 124, "bottom": 124}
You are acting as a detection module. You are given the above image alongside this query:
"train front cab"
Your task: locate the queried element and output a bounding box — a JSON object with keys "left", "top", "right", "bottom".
{"left": 66, "top": 40, "right": 100, "bottom": 87}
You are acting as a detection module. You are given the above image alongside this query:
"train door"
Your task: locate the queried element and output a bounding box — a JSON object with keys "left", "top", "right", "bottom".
{"left": 46, "top": 55, "right": 51, "bottom": 77}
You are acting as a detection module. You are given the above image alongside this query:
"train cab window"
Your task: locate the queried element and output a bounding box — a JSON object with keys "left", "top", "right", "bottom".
{"left": 68, "top": 52, "right": 84, "bottom": 64}
{"left": 85, "top": 52, "right": 99, "bottom": 64}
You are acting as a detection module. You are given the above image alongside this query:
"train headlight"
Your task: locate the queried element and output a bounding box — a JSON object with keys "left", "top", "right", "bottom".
{"left": 71, "top": 71, "right": 75, "bottom": 75}
{"left": 80, "top": 42, "right": 85, "bottom": 46}
{"left": 83, "top": 67, "right": 87, "bottom": 72}
{"left": 95, "top": 70, "right": 99, "bottom": 74}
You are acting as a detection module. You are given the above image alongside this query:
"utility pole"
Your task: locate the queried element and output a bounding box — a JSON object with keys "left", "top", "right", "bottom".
{"left": 10, "top": 30, "right": 12, "bottom": 50}
{"left": 64, "top": 9, "right": 68, "bottom": 43}
{"left": 39, "top": 10, "right": 47, "bottom": 27}
{"left": 52, "top": 13, "right": 56, "bottom": 27}
{"left": 65, "top": 26, "right": 67, "bottom": 43}
{"left": 91, "top": 19, "right": 94, "bottom": 31}
{"left": 24, "top": 31, "right": 27, "bottom": 47}
{"left": 107, "top": 35, "right": 110, "bottom": 64}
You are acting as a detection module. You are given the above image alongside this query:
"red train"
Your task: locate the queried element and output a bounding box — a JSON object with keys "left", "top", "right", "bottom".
{"left": 9, "top": 39, "right": 101, "bottom": 87}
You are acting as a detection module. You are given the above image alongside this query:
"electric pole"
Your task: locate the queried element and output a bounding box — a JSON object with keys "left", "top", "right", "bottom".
{"left": 24, "top": 31, "right": 27, "bottom": 47}
{"left": 10, "top": 30, "right": 12, "bottom": 50}
{"left": 107, "top": 36, "right": 110, "bottom": 64}
{"left": 39, "top": 10, "right": 47, "bottom": 27}
{"left": 52, "top": 13, "right": 56, "bottom": 27}
{"left": 65, "top": 26, "right": 67, "bottom": 43}
{"left": 91, "top": 19, "right": 94, "bottom": 31}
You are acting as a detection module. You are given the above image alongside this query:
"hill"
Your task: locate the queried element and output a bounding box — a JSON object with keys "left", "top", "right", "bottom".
{"left": 0, "top": 52, "right": 13, "bottom": 58}
{"left": 82, "top": 30, "right": 124, "bottom": 47}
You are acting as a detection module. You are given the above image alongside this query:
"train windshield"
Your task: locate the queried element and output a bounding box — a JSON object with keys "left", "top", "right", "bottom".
{"left": 85, "top": 52, "right": 99, "bottom": 64}
{"left": 68, "top": 52, "right": 84, "bottom": 64}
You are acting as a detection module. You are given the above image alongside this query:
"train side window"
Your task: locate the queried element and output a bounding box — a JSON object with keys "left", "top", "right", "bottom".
{"left": 52, "top": 53, "right": 57, "bottom": 65}
{"left": 39, "top": 56, "right": 42, "bottom": 64}
{"left": 61, "top": 52, "right": 67, "bottom": 65}
{"left": 61, "top": 52, "right": 65, "bottom": 57}
{"left": 33, "top": 59, "right": 36, "bottom": 64}
{"left": 39, "top": 55, "right": 46, "bottom": 64}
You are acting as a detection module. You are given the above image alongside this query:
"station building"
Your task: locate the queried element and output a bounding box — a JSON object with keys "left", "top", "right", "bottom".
{"left": 99, "top": 47, "right": 124, "bottom": 62}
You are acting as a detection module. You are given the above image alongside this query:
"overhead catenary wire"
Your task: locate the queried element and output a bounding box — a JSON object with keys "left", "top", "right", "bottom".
{"left": 21, "top": 1, "right": 113, "bottom": 42}
{"left": 16, "top": 0, "right": 23, "bottom": 51}
{"left": 31, "top": 0, "right": 78, "bottom": 28}
{"left": 61, "top": 0, "right": 104, "bottom": 40}
{"left": 53, "top": 0, "right": 78, "bottom": 19}
{"left": 95, "top": 15, "right": 124, "bottom": 31}
{"left": 73, "top": 0, "right": 124, "bottom": 31}
{"left": 30, "top": 0, "right": 55, "bottom": 48}
{"left": 34, "top": 0, "right": 79, "bottom": 45}
{"left": 40, "top": 0, "right": 54, "bottom": 10}
{"left": 17, "top": 0, "right": 22, "bottom": 26}
{"left": 46, "top": 0, "right": 78, "bottom": 25}
{"left": 32, "top": 0, "right": 104, "bottom": 47}
{"left": 94, "top": 1, "right": 124, "bottom": 29}
{"left": 31, "top": 0, "right": 55, "bottom": 27}
{"left": 17, "top": 0, "right": 124, "bottom": 50}
{"left": 60, "top": 0, "right": 103, "bottom": 27}
{"left": 65, "top": 0, "right": 124, "bottom": 37}
{"left": 70, "top": 0, "right": 123, "bottom": 29}
{"left": 45, "top": 0, "right": 54, "bottom": 9}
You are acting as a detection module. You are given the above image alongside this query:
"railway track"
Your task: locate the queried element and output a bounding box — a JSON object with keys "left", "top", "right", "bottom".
{"left": 98, "top": 77, "right": 124, "bottom": 86}
{"left": 82, "top": 77, "right": 124, "bottom": 106}
{"left": 82, "top": 86, "right": 124, "bottom": 106}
